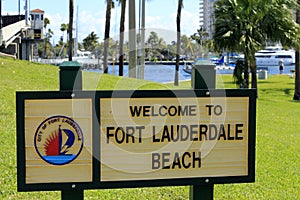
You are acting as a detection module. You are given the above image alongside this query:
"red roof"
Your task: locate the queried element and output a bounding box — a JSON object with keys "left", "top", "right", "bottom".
{"left": 30, "top": 9, "right": 44, "bottom": 13}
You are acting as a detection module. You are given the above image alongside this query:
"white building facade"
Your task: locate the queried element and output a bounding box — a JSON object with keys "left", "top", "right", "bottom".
{"left": 199, "top": 0, "right": 217, "bottom": 38}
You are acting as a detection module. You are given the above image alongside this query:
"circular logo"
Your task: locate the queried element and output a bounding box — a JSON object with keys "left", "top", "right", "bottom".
{"left": 34, "top": 115, "right": 84, "bottom": 165}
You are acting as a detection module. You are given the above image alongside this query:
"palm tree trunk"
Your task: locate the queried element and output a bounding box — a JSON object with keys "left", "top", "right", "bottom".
{"left": 104, "top": 0, "right": 112, "bottom": 74}
{"left": 294, "top": 0, "right": 300, "bottom": 100}
{"left": 43, "top": 29, "right": 47, "bottom": 59}
{"left": 294, "top": 50, "right": 300, "bottom": 100}
{"left": 251, "top": 68, "right": 257, "bottom": 88}
{"left": 250, "top": 53, "right": 258, "bottom": 98}
{"left": 128, "top": 0, "right": 137, "bottom": 78}
{"left": 68, "top": 0, "right": 74, "bottom": 61}
{"left": 175, "top": 0, "right": 182, "bottom": 86}
{"left": 119, "top": 0, "right": 126, "bottom": 76}
{"left": 243, "top": 55, "right": 250, "bottom": 88}
{"left": 139, "top": 0, "right": 146, "bottom": 79}
{"left": 251, "top": 64, "right": 257, "bottom": 89}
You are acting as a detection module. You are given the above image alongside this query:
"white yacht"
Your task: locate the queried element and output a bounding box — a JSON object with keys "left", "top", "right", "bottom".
{"left": 255, "top": 46, "right": 295, "bottom": 66}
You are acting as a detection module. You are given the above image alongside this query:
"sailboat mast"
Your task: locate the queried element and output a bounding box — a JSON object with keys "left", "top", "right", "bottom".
{"left": 58, "top": 125, "right": 63, "bottom": 155}
{"left": 25, "top": 0, "right": 28, "bottom": 25}
{"left": 75, "top": 5, "right": 79, "bottom": 57}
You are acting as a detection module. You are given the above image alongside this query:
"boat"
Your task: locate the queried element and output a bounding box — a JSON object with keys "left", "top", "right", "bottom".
{"left": 210, "top": 55, "right": 226, "bottom": 66}
{"left": 44, "top": 125, "right": 75, "bottom": 156}
{"left": 255, "top": 45, "right": 295, "bottom": 66}
{"left": 73, "top": 50, "right": 93, "bottom": 60}
{"left": 210, "top": 52, "right": 241, "bottom": 67}
{"left": 182, "top": 57, "right": 237, "bottom": 75}
{"left": 182, "top": 65, "right": 192, "bottom": 74}
{"left": 181, "top": 59, "right": 193, "bottom": 74}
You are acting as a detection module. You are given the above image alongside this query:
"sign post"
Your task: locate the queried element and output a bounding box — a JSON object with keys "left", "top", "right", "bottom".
{"left": 59, "top": 61, "right": 84, "bottom": 200}
{"left": 190, "top": 59, "right": 216, "bottom": 200}
{"left": 59, "top": 61, "right": 82, "bottom": 91}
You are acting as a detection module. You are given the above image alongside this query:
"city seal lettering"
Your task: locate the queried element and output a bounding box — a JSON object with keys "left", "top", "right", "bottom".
{"left": 34, "top": 115, "right": 84, "bottom": 165}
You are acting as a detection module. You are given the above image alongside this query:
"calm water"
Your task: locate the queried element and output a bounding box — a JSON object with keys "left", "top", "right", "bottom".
{"left": 87, "top": 65, "right": 191, "bottom": 83}
{"left": 86, "top": 64, "right": 295, "bottom": 83}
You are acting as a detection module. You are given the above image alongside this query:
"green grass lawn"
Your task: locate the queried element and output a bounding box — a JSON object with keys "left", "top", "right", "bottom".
{"left": 0, "top": 57, "right": 299, "bottom": 199}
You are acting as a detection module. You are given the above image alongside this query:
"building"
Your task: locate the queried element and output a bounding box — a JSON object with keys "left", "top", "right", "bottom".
{"left": 29, "top": 9, "right": 44, "bottom": 39}
{"left": 199, "top": 0, "right": 217, "bottom": 38}
{"left": 0, "top": 0, "right": 44, "bottom": 60}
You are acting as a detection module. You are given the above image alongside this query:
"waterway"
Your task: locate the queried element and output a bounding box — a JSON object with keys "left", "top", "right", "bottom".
{"left": 87, "top": 65, "right": 191, "bottom": 83}
{"left": 85, "top": 64, "right": 295, "bottom": 83}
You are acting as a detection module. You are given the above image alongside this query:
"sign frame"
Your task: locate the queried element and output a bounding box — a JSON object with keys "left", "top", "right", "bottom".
{"left": 16, "top": 89, "right": 256, "bottom": 192}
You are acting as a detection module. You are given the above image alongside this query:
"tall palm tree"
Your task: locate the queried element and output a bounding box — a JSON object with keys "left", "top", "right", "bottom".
{"left": 214, "top": 0, "right": 300, "bottom": 90}
{"left": 43, "top": 18, "right": 50, "bottom": 58}
{"left": 60, "top": 23, "right": 68, "bottom": 43}
{"left": 117, "top": 0, "right": 126, "bottom": 76}
{"left": 294, "top": 0, "right": 300, "bottom": 100}
{"left": 68, "top": 0, "right": 74, "bottom": 61}
{"left": 103, "top": 0, "right": 114, "bottom": 74}
{"left": 174, "top": 0, "right": 183, "bottom": 86}
{"left": 139, "top": 0, "right": 147, "bottom": 79}
{"left": 117, "top": 0, "right": 148, "bottom": 77}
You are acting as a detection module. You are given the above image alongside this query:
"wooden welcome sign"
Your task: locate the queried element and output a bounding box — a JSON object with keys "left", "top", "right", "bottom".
{"left": 16, "top": 89, "right": 256, "bottom": 191}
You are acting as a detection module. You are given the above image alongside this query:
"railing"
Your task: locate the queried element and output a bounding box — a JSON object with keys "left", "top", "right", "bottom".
{"left": 2, "top": 15, "right": 25, "bottom": 27}
{"left": 32, "top": 58, "right": 104, "bottom": 69}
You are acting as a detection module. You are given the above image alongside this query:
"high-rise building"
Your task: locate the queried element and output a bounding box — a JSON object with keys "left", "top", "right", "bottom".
{"left": 199, "top": 0, "right": 217, "bottom": 38}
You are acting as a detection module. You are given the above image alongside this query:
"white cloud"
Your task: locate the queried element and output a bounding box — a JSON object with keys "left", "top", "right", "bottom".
{"left": 43, "top": 4, "right": 199, "bottom": 45}
{"left": 44, "top": 13, "right": 67, "bottom": 44}
{"left": 78, "top": 10, "right": 105, "bottom": 41}
{"left": 181, "top": 9, "right": 199, "bottom": 35}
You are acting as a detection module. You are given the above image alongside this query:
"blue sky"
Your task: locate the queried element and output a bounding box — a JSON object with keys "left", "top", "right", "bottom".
{"left": 3, "top": 0, "right": 199, "bottom": 44}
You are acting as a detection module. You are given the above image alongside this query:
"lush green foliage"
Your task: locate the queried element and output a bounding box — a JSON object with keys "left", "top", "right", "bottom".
{"left": 214, "top": 0, "right": 300, "bottom": 52}
{"left": 213, "top": 0, "right": 300, "bottom": 89}
{"left": 0, "top": 57, "right": 299, "bottom": 199}
{"left": 82, "top": 32, "right": 99, "bottom": 52}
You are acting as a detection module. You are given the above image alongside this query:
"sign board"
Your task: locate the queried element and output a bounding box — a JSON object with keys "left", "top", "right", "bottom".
{"left": 23, "top": 99, "right": 93, "bottom": 184}
{"left": 16, "top": 89, "right": 256, "bottom": 191}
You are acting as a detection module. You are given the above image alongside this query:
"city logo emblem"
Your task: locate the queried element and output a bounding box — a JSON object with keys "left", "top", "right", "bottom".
{"left": 34, "top": 115, "right": 84, "bottom": 165}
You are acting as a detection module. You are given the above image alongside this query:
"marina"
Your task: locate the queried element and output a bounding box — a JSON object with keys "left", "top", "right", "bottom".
{"left": 32, "top": 58, "right": 295, "bottom": 84}
{"left": 32, "top": 54, "right": 296, "bottom": 84}
{"left": 85, "top": 64, "right": 295, "bottom": 83}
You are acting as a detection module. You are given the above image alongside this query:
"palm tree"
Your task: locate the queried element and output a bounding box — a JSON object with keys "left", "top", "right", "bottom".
{"left": 191, "top": 27, "right": 209, "bottom": 57}
{"left": 103, "top": 0, "right": 114, "bottom": 74}
{"left": 44, "top": 18, "right": 50, "bottom": 29}
{"left": 43, "top": 18, "right": 50, "bottom": 58}
{"left": 174, "top": 0, "right": 183, "bottom": 86}
{"left": 68, "top": 0, "right": 74, "bottom": 61}
{"left": 294, "top": 0, "right": 300, "bottom": 100}
{"left": 118, "top": 0, "right": 145, "bottom": 77}
{"left": 60, "top": 23, "right": 68, "bottom": 43}
{"left": 117, "top": 0, "right": 126, "bottom": 76}
{"left": 214, "top": 0, "right": 300, "bottom": 90}
{"left": 180, "top": 35, "right": 193, "bottom": 58}
{"left": 44, "top": 28, "right": 54, "bottom": 57}
{"left": 139, "top": 0, "right": 147, "bottom": 79}
{"left": 191, "top": 27, "right": 208, "bottom": 45}
{"left": 147, "top": 31, "right": 159, "bottom": 56}
{"left": 82, "top": 31, "right": 99, "bottom": 52}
